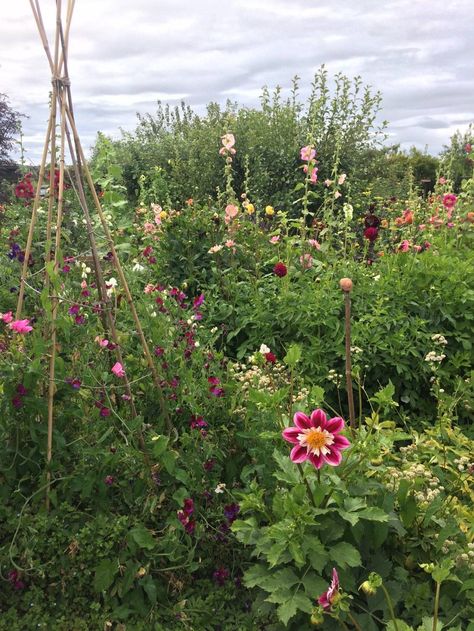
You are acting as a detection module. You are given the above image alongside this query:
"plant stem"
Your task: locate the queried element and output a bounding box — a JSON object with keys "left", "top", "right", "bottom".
{"left": 381, "top": 584, "right": 399, "bottom": 631}
{"left": 347, "top": 611, "right": 363, "bottom": 631}
{"left": 297, "top": 464, "right": 316, "bottom": 508}
{"left": 432, "top": 581, "right": 441, "bottom": 631}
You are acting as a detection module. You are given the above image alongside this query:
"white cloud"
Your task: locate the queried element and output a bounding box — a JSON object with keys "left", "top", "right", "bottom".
{"left": 1, "top": 0, "right": 472, "bottom": 162}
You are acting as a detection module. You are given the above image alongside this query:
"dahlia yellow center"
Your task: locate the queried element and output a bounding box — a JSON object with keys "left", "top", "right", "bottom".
{"left": 298, "top": 427, "right": 334, "bottom": 456}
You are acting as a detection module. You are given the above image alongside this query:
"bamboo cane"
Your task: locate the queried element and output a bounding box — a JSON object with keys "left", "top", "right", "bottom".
{"left": 340, "top": 278, "right": 356, "bottom": 433}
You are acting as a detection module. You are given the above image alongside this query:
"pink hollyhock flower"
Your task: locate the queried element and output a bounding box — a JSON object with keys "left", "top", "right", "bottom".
{"left": 309, "top": 167, "right": 318, "bottom": 184}
{"left": 8, "top": 319, "right": 33, "bottom": 334}
{"left": 1, "top": 311, "right": 13, "bottom": 324}
{"left": 225, "top": 204, "right": 239, "bottom": 219}
{"left": 438, "top": 177, "right": 447, "bottom": 185}
{"left": 273, "top": 262, "right": 287, "bottom": 277}
{"left": 111, "top": 362, "right": 126, "bottom": 378}
{"left": 300, "top": 253, "right": 313, "bottom": 269}
{"left": 334, "top": 191, "right": 342, "bottom": 199}
{"left": 338, "top": 173, "right": 347, "bottom": 185}
{"left": 413, "top": 245, "right": 422, "bottom": 253}
{"left": 324, "top": 179, "right": 333, "bottom": 187}
{"left": 318, "top": 568, "right": 340, "bottom": 610}
{"left": 225, "top": 239, "right": 236, "bottom": 248}
{"left": 269, "top": 235, "right": 280, "bottom": 244}
{"left": 219, "top": 133, "right": 236, "bottom": 156}
{"left": 442, "top": 193, "right": 457, "bottom": 209}
{"left": 300, "top": 145, "right": 316, "bottom": 161}
{"left": 398, "top": 239, "right": 411, "bottom": 252}
{"left": 144, "top": 283, "right": 156, "bottom": 294}
{"left": 282, "top": 409, "right": 350, "bottom": 469}
{"left": 308, "top": 239, "right": 321, "bottom": 250}
{"left": 143, "top": 221, "right": 155, "bottom": 233}
{"left": 465, "top": 143, "right": 472, "bottom": 153}
{"left": 418, "top": 224, "right": 426, "bottom": 231}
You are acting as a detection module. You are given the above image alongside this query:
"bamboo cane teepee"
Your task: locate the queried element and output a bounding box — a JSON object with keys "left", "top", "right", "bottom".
{"left": 16, "top": 0, "right": 170, "bottom": 509}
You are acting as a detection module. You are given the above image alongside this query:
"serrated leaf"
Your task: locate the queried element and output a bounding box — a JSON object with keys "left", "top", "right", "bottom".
{"left": 329, "top": 542, "right": 361, "bottom": 568}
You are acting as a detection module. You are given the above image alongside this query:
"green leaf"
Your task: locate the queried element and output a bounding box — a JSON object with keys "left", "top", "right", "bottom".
{"left": 129, "top": 526, "right": 156, "bottom": 550}
{"left": 277, "top": 592, "right": 313, "bottom": 625}
{"left": 329, "top": 542, "right": 361, "bottom": 568}
{"left": 142, "top": 576, "right": 158, "bottom": 604}
{"left": 357, "top": 507, "right": 389, "bottom": 522}
{"left": 243, "top": 564, "right": 272, "bottom": 589}
{"left": 93, "top": 559, "right": 118, "bottom": 592}
{"left": 400, "top": 494, "right": 417, "bottom": 527}
{"left": 283, "top": 343, "right": 302, "bottom": 368}
{"left": 417, "top": 617, "right": 444, "bottom": 631}
{"left": 386, "top": 621, "right": 413, "bottom": 631}
{"left": 309, "top": 385, "right": 325, "bottom": 406}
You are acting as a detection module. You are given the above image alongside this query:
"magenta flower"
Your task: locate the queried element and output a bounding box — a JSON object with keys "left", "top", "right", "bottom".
{"left": 8, "top": 319, "right": 33, "bottom": 334}
{"left": 111, "top": 362, "right": 125, "bottom": 378}
{"left": 300, "top": 145, "right": 316, "bottom": 161}
{"left": 442, "top": 193, "right": 457, "bottom": 210}
{"left": 282, "top": 409, "right": 350, "bottom": 469}
{"left": 318, "top": 568, "right": 340, "bottom": 610}
{"left": 273, "top": 262, "right": 287, "bottom": 277}
{"left": 309, "top": 167, "right": 318, "bottom": 184}
{"left": 104, "top": 475, "right": 115, "bottom": 486}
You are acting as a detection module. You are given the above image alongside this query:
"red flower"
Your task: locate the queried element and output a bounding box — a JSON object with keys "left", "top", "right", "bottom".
{"left": 363, "top": 227, "right": 378, "bottom": 242}
{"left": 265, "top": 352, "right": 277, "bottom": 364}
{"left": 15, "top": 177, "right": 35, "bottom": 199}
{"left": 273, "top": 262, "right": 287, "bottom": 277}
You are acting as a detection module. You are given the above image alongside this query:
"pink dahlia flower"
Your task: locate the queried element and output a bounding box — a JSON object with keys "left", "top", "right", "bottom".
{"left": 8, "top": 319, "right": 33, "bottom": 334}
{"left": 318, "top": 568, "right": 340, "bottom": 610}
{"left": 282, "top": 409, "right": 350, "bottom": 469}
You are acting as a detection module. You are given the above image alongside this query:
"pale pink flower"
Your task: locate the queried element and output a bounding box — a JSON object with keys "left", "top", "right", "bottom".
{"left": 111, "top": 362, "right": 125, "bottom": 378}
{"left": 225, "top": 240, "right": 236, "bottom": 247}
{"left": 1, "top": 311, "right": 14, "bottom": 324}
{"left": 80, "top": 280, "right": 88, "bottom": 290}
{"left": 270, "top": 235, "right": 280, "bottom": 244}
{"left": 334, "top": 191, "right": 342, "bottom": 199}
{"left": 144, "top": 283, "right": 156, "bottom": 294}
{"left": 208, "top": 244, "right": 223, "bottom": 254}
{"left": 143, "top": 222, "right": 155, "bottom": 233}
{"left": 310, "top": 167, "right": 318, "bottom": 184}
{"left": 413, "top": 245, "right": 422, "bottom": 253}
{"left": 224, "top": 204, "right": 239, "bottom": 224}
{"left": 308, "top": 239, "right": 321, "bottom": 250}
{"left": 438, "top": 177, "right": 447, "bottom": 185}
{"left": 282, "top": 409, "right": 350, "bottom": 469}
{"left": 8, "top": 319, "right": 33, "bottom": 334}
{"left": 324, "top": 179, "right": 333, "bottom": 187}
{"left": 154, "top": 214, "right": 162, "bottom": 225}
{"left": 300, "top": 145, "right": 316, "bottom": 161}
{"left": 418, "top": 224, "right": 426, "bottom": 231}
{"left": 219, "top": 133, "right": 236, "bottom": 155}
{"left": 318, "top": 569, "right": 340, "bottom": 610}
{"left": 300, "top": 253, "right": 313, "bottom": 269}
{"left": 338, "top": 173, "right": 347, "bottom": 185}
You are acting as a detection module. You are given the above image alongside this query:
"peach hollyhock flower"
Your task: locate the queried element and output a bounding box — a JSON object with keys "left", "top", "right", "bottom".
{"left": 269, "top": 235, "right": 280, "bottom": 244}
{"left": 1, "top": 311, "right": 14, "bottom": 324}
{"left": 208, "top": 244, "right": 223, "bottom": 254}
{"left": 111, "top": 362, "right": 126, "bottom": 378}
{"left": 143, "top": 222, "right": 155, "bottom": 233}
{"left": 309, "top": 167, "right": 318, "bottom": 184}
{"left": 225, "top": 240, "right": 236, "bottom": 247}
{"left": 300, "top": 145, "right": 316, "bottom": 161}
{"left": 219, "top": 133, "right": 236, "bottom": 155}
{"left": 318, "top": 568, "right": 340, "bottom": 610}
{"left": 324, "top": 179, "right": 333, "bottom": 187}
{"left": 282, "top": 409, "right": 350, "bottom": 469}
{"left": 308, "top": 239, "right": 321, "bottom": 250}
{"left": 338, "top": 173, "right": 347, "bottom": 185}
{"left": 334, "top": 191, "right": 342, "bottom": 199}
{"left": 224, "top": 204, "right": 239, "bottom": 224}
{"left": 8, "top": 319, "right": 33, "bottom": 334}
{"left": 186, "top": 198, "right": 194, "bottom": 206}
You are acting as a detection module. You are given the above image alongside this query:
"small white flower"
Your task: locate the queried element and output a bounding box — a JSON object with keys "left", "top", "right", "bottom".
{"left": 132, "top": 262, "right": 145, "bottom": 272}
{"left": 194, "top": 341, "right": 200, "bottom": 348}
{"left": 259, "top": 344, "right": 271, "bottom": 355}
{"left": 214, "top": 483, "right": 226, "bottom": 494}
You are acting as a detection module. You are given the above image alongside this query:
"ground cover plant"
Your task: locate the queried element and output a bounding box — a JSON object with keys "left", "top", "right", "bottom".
{"left": 1, "top": 73, "right": 474, "bottom": 630}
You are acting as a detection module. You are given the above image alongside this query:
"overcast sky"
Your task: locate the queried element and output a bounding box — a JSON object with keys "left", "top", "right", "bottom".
{"left": 1, "top": 0, "right": 473, "bottom": 163}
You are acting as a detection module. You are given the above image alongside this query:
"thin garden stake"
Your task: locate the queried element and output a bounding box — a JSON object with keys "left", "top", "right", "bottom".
{"left": 340, "top": 278, "right": 356, "bottom": 432}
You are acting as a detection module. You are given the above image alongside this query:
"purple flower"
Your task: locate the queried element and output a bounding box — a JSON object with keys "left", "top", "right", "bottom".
{"left": 16, "top": 383, "right": 28, "bottom": 396}
{"left": 213, "top": 566, "right": 230, "bottom": 586}
{"left": 193, "top": 293, "right": 205, "bottom": 309}
{"left": 104, "top": 475, "right": 115, "bottom": 486}
{"left": 224, "top": 503, "right": 240, "bottom": 523}
{"left": 68, "top": 304, "right": 80, "bottom": 315}
{"left": 210, "top": 386, "right": 224, "bottom": 397}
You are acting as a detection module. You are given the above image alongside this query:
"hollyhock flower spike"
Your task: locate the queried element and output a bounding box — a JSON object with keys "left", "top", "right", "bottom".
{"left": 282, "top": 409, "right": 350, "bottom": 469}
{"left": 318, "top": 568, "right": 340, "bottom": 610}
{"left": 300, "top": 145, "right": 316, "bottom": 161}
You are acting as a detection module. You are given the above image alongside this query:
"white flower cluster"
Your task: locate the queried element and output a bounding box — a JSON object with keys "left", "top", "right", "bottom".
{"left": 431, "top": 334, "right": 448, "bottom": 346}
{"left": 328, "top": 368, "right": 343, "bottom": 385}
{"left": 385, "top": 462, "right": 443, "bottom": 508}
{"left": 454, "top": 456, "right": 473, "bottom": 472}
{"left": 424, "top": 351, "right": 446, "bottom": 363}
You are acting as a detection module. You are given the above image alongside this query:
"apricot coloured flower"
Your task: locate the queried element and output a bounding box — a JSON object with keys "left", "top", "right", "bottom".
{"left": 282, "top": 409, "right": 350, "bottom": 469}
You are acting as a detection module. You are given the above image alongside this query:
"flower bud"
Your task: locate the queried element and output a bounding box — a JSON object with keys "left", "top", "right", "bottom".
{"left": 310, "top": 611, "right": 324, "bottom": 625}
{"left": 339, "top": 278, "right": 353, "bottom": 292}
{"left": 360, "top": 580, "right": 377, "bottom": 595}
